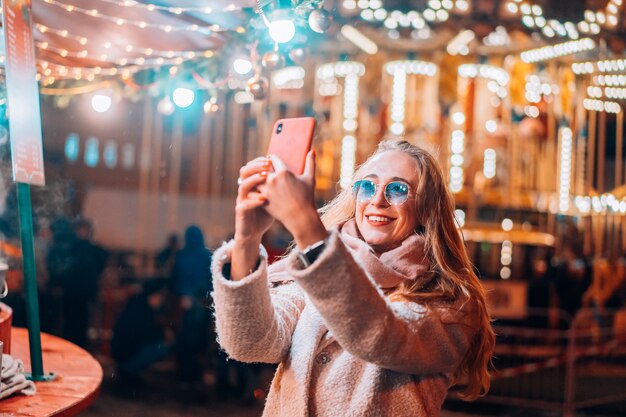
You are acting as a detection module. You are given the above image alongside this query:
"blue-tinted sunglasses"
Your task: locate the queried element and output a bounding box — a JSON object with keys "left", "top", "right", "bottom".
{"left": 352, "top": 179, "right": 410, "bottom": 206}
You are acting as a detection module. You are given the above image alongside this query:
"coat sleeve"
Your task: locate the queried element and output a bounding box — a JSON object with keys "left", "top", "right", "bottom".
{"left": 286, "top": 230, "right": 479, "bottom": 375}
{"left": 211, "top": 241, "right": 305, "bottom": 364}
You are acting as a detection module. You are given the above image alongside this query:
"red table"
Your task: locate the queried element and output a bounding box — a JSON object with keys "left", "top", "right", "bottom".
{"left": 0, "top": 328, "right": 103, "bottom": 416}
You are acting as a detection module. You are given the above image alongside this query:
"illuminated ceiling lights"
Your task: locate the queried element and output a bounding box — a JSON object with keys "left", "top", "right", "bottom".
{"left": 172, "top": 87, "right": 195, "bottom": 108}
{"left": 384, "top": 60, "right": 437, "bottom": 136}
{"left": 447, "top": 29, "right": 475, "bottom": 56}
{"left": 458, "top": 64, "right": 509, "bottom": 85}
{"left": 317, "top": 62, "right": 366, "bottom": 189}
{"left": 458, "top": 64, "right": 509, "bottom": 100}
{"left": 583, "top": 98, "right": 622, "bottom": 113}
{"left": 340, "top": 25, "right": 378, "bottom": 55}
{"left": 557, "top": 127, "right": 573, "bottom": 212}
{"left": 506, "top": 0, "right": 622, "bottom": 37}
{"left": 91, "top": 93, "right": 112, "bottom": 113}
{"left": 355, "top": 0, "right": 470, "bottom": 38}
{"left": 587, "top": 85, "right": 626, "bottom": 100}
{"left": 483, "top": 148, "right": 496, "bottom": 179}
{"left": 500, "top": 240, "right": 512, "bottom": 279}
{"left": 43, "top": 0, "right": 227, "bottom": 33}
{"left": 572, "top": 58, "right": 626, "bottom": 75}
{"left": 272, "top": 66, "right": 306, "bottom": 89}
{"left": 483, "top": 26, "right": 510, "bottom": 47}
{"left": 520, "top": 38, "right": 595, "bottom": 63}
{"left": 92, "top": 0, "right": 241, "bottom": 14}
{"left": 449, "top": 118, "right": 465, "bottom": 193}
{"left": 594, "top": 74, "right": 626, "bottom": 86}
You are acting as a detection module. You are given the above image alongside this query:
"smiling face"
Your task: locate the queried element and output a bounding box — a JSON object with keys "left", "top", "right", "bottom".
{"left": 354, "top": 150, "right": 420, "bottom": 253}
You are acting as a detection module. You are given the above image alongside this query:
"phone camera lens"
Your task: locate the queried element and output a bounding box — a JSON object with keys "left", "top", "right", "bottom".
{"left": 276, "top": 123, "right": 283, "bottom": 134}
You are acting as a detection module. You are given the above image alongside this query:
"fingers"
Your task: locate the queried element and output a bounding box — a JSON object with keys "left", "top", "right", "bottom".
{"left": 237, "top": 195, "right": 267, "bottom": 212}
{"left": 238, "top": 172, "right": 267, "bottom": 201}
{"left": 303, "top": 150, "right": 316, "bottom": 183}
{"left": 268, "top": 154, "right": 287, "bottom": 173}
{"left": 240, "top": 157, "right": 271, "bottom": 181}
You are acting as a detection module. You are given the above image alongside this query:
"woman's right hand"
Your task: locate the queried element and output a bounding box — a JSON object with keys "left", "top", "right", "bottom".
{"left": 234, "top": 156, "right": 273, "bottom": 244}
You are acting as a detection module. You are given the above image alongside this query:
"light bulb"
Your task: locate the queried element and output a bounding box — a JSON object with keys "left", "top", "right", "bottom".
{"left": 91, "top": 94, "right": 112, "bottom": 113}
{"left": 269, "top": 18, "right": 296, "bottom": 43}
{"left": 233, "top": 58, "right": 253, "bottom": 75}
{"left": 172, "top": 88, "right": 195, "bottom": 108}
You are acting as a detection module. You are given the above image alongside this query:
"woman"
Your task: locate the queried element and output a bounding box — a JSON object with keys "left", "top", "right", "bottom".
{"left": 212, "top": 139, "right": 495, "bottom": 416}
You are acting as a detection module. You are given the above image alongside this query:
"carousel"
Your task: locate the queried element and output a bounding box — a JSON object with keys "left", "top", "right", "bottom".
{"left": 0, "top": 0, "right": 624, "bottom": 415}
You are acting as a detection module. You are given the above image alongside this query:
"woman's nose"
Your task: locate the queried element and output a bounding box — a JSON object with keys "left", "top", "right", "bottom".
{"left": 369, "top": 186, "right": 389, "bottom": 207}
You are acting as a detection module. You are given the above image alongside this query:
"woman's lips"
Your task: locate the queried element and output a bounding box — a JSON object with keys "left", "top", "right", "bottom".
{"left": 365, "top": 215, "right": 394, "bottom": 226}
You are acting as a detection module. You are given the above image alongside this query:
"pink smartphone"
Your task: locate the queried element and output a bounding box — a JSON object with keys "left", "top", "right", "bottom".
{"left": 267, "top": 117, "right": 316, "bottom": 175}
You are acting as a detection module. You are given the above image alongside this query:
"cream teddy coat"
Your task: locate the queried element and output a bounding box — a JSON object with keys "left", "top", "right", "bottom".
{"left": 212, "top": 225, "right": 480, "bottom": 417}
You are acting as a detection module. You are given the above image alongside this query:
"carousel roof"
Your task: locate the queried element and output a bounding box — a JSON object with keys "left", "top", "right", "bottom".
{"left": 0, "top": 0, "right": 622, "bottom": 87}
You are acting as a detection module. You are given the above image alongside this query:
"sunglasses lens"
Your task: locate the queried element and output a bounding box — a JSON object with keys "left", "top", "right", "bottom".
{"left": 354, "top": 180, "right": 376, "bottom": 203}
{"left": 385, "top": 182, "right": 409, "bottom": 205}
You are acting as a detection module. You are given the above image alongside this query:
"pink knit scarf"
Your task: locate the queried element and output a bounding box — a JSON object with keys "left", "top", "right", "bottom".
{"left": 339, "top": 219, "right": 431, "bottom": 289}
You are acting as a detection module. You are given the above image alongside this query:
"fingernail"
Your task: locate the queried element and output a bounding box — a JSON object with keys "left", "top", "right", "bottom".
{"left": 260, "top": 171, "right": 267, "bottom": 176}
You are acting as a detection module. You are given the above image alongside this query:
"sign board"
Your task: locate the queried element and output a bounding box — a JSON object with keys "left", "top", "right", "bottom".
{"left": 2, "top": 0, "right": 45, "bottom": 185}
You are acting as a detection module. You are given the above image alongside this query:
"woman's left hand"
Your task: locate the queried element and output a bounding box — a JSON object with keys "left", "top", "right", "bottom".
{"left": 263, "top": 151, "right": 328, "bottom": 249}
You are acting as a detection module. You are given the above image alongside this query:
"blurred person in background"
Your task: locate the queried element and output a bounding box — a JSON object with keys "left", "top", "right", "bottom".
{"left": 171, "top": 225, "right": 212, "bottom": 385}
{"left": 155, "top": 233, "right": 179, "bottom": 278}
{"left": 111, "top": 278, "right": 173, "bottom": 384}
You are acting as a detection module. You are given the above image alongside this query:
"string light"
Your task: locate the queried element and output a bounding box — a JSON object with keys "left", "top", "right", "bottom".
{"left": 506, "top": 0, "right": 622, "bottom": 37}
{"left": 92, "top": 0, "right": 241, "bottom": 14}
{"left": 449, "top": 126, "right": 465, "bottom": 193}
{"left": 520, "top": 38, "right": 595, "bottom": 63}
{"left": 572, "top": 58, "right": 626, "bottom": 75}
{"left": 317, "top": 62, "right": 365, "bottom": 189}
{"left": 558, "top": 128, "right": 573, "bottom": 212}
{"left": 500, "top": 240, "right": 512, "bottom": 279}
{"left": 272, "top": 66, "right": 305, "bottom": 89}
{"left": 594, "top": 74, "right": 626, "bottom": 86}
{"left": 43, "top": 0, "right": 224, "bottom": 33}
{"left": 483, "top": 148, "right": 496, "bottom": 179}
{"left": 583, "top": 98, "right": 622, "bottom": 113}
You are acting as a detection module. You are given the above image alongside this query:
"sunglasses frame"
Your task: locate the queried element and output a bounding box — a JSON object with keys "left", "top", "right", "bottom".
{"left": 352, "top": 179, "right": 411, "bottom": 206}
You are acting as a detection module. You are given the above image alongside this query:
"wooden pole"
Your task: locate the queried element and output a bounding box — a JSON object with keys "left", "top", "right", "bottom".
{"left": 587, "top": 110, "right": 597, "bottom": 192}
{"left": 597, "top": 111, "right": 607, "bottom": 192}
{"left": 617, "top": 111, "right": 624, "bottom": 188}
{"left": 195, "top": 114, "right": 211, "bottom": 226}
{"left": 167, "top": 114, "right": 183, "bottom": 233}
{"left": 136, "top": 97, "right": 153, "bottom": 266}
{"left": 148, "top": 112, "right": 164, "bottom": 257}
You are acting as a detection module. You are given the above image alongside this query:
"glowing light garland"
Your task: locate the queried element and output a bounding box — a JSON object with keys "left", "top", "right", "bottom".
{"left": 520, "top": 38, "right": 595, "bottom": 63}
{"left": 317, "top": 62, "right": 365, "bottom": 189}
{"left": 583, "top": 98, "right": 622, "bottom": 113}
{"left": 557, "top": 127, "right": 573, "bottom": 212}
{"left": 384, "top": 60, "right": 438, "bottom": 136}
{"left": 91, "top": 0, "right": 242, "bottom": 15}
{"left": 41, "top": 0, "right": 229, "bottom": 33}
{"left": 572, "top": 58, "right": 626, "bottom": 75}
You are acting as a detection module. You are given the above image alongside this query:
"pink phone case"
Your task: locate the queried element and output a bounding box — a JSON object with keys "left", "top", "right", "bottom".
{"left": 267, "top": 117, "right": 316, "bottom": 175}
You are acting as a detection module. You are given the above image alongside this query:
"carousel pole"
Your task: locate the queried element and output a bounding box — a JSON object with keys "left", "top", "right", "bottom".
{"left": 167, "top": 114, "right": 184, "bottom": 233}
{"left": 587, "top": 110, "right": 597, "bottom": 192}
{"left": 195, "top": 109, "right": 212, "bottom": 226}
{"left": 137, "top": 94, "right": 154, "bottom": 268}
{"left": 615, "top": 111, "right": 623, "bottom": 188}
{"left": 597, "top": 111, "right": 607, "bottom": 193}
{"left": 616, "top": 111, "right": 626, "bottom": 253}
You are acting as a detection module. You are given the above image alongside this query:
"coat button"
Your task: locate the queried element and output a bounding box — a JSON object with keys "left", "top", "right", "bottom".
{"left": 316, "top": 352, "right": 330, "bottom": 365}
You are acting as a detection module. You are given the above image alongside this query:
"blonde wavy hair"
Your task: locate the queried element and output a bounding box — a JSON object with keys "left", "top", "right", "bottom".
{"left": 319, "top": 138, "right": 495, "bottom": 400}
